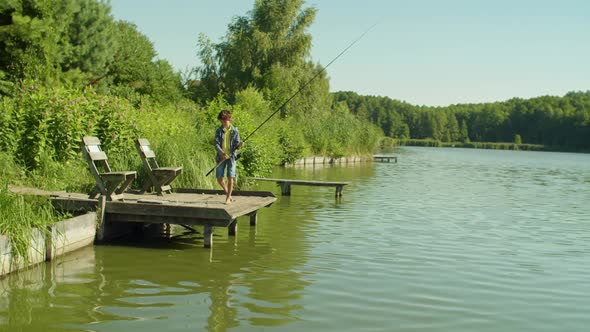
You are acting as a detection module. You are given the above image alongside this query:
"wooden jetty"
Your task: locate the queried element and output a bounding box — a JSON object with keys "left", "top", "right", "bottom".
{"left": 249, "top": 177, "right": 351, "bottom": 197}
{"left": 373, "top": 155, "right": 397, "bottom": 163}
{"left": 9, "top": 186, "right": 276, "bottom": 248}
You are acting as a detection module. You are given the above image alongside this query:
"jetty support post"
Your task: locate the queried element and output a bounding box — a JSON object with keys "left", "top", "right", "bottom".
{"left": 249, "top": 211, "right": 258, "bottom": 226}
{"left": 279, "top": 181, "right": 291, "bottom": 196}
{"left": 228, "top": 219, "right": 238, "bottom": 236}
{"left": 96, "top": 195, "right": 107, "bottom": 242}
{"left": 204, "top": 225, "right": 213, "bottom": 248}
{"left": 335, "top": 185, "right": 344, "bottom": 197}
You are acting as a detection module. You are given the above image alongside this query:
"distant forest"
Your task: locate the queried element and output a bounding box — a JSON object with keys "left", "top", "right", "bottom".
{"left": 333, "top": 91, "right": 590, "bottom": 151}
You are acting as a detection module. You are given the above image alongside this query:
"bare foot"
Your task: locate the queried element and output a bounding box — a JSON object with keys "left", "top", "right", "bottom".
{"left": 225, "top": 197, "right": 233, "bottom": 204}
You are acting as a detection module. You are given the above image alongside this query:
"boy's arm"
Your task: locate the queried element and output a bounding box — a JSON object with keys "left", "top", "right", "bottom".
{"left": 214, "top": 128, "right": 224, "bottom": 154}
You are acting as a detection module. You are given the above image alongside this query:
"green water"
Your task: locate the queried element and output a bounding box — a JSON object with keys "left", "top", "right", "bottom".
{"left": 1, "top": 147, "right": 590, "bottom": 331}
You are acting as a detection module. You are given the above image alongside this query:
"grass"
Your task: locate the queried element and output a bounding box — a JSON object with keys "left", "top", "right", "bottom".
{"left": 0, "top": 153, "right": 72, "bottom": 264}
{"left": 152, "top": 137, "right": 217, "bottom": 189}
{"left": 0, "top": 185, "right": 57, "bottom": 264}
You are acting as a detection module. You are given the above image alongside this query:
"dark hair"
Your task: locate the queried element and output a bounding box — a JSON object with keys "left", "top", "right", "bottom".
{"left": 217, "top": 109, "right": 232, "bottom": 120}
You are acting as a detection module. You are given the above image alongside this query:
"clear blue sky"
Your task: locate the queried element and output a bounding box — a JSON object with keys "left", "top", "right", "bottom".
{"left": 110, "top": 0, "right": 590, "bottom": 106}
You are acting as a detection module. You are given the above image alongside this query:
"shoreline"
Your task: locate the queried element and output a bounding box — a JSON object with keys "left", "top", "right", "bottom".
{"left": 0, "top": 212, "right": 97, "bottom": 277}
{"left": 388, "top": 139, "right": 589, "bottom": 154}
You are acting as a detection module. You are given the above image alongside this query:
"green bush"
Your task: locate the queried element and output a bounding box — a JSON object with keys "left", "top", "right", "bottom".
{"left": 0, "top": 84, "right": 139, "bottom": 170}
{"left": 277, "top": 124, "right": 306, "bottom": 165}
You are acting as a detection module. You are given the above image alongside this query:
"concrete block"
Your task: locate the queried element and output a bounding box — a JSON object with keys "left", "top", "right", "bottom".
{"left": 48, "top": 212, "right": 97, "bottom": 261}
{"left": 1, "top": 212, "right": 97, "bottom": 277}
{"left": 0, "top": 228, "right": 45, "bottom": 277}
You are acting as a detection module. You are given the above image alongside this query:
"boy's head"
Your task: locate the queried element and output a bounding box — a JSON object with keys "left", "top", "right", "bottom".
{"left": 217, "top": 109, "right": 232, "bottom": 122}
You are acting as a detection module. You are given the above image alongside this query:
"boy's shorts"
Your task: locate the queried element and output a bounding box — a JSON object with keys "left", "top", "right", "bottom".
{"left": 216, "top": 159, "right": 236, "bottom": 178}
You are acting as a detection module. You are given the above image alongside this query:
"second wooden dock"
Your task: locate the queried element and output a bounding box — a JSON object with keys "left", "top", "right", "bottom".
{"left": 373, "top": 155, "right": 397, "bottom": 163}
{"left": 249, "top": 178, "right": 351, "bottom": 197}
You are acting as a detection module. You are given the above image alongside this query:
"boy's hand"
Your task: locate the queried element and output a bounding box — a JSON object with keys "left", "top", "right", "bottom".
{"left": 222, "top": 153, "right": 229, "bottom": 160}
{"left": 237, "top": 142, "right": 244, "bottom": 149}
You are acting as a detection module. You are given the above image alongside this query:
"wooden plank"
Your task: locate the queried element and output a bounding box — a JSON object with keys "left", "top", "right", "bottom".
{"left": 374, "top": 155, "right": 397, "bottom": 162}
{"left": 101, "top": 171, "right": 136, "bottom": 176}
{"left": 154, "top": 167, "right": 182, "bottom": 172}
{"left": 137, "top": 199, "right": 166, "bottom": 204}
{"left": 250, "top": 178, "right": 351, "bottom": 186}
{"left": 99, "top": 173, "right": 126, "bottom": 180}
{"left": 143, "top": 150, "right": 156, "bottom": 158}
{"left": 105, "top": 201, "right": 231, "bottom": 220}
{"left": 51, "top": 197, "right": 98, "bottom": 212}
{"left": 8, "top": 185, "right": 67, "bottom": 197}
{"left": 107, "top": 214, "right": 232, "bottom": 227}
{"left": 89, "top": 151, "right": 108, "bottom": 161}
{"left": 137, "top": 138, "right": 150, "bottom": 147}
{"left": 121, "top": 191, "right": 274, "bottom": 205}
{"left": 83, "top": 136, "right": 101, "bottom": 145}
{"left": 225, "top": 197, "right": 276, "bottom": 220}
{"left": 175, "top": 188, "right": 276, "bottom": 198}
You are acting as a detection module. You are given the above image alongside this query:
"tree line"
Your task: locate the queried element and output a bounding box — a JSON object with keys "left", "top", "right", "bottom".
{"left": 333, "top": 91, "right": 590, "bottom": 151}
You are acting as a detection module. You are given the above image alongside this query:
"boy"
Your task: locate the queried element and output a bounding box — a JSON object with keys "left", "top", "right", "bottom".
{"left": 215, "top": 109, "right": 243, "bottom": 204}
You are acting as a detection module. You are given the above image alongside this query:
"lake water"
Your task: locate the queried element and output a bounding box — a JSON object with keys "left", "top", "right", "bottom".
{"left": 1, "top": 147, "right": 590, "bottom": 331}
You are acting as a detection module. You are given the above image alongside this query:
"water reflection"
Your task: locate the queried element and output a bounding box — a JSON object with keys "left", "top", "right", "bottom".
{"left": 0, "top": 246, "right": 100, "bottom": 331}
{"left": 0, "top": 200, "right": 315, "bottom": 332}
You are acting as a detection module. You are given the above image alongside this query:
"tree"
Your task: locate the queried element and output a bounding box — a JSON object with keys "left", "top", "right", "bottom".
{"left": 394, "top": 123, "right": 410, "bottom": 139}
{"left": 196, "top": 0, "right": 328, "bottom": 116}
{"left": 0, "top": 0, "right": 116, "bottom": 86}
{"left": 0, "top": 0, "right": 69, "bottom": 83}
{"left": 459, "top": 119, "right": 469, "bottom": 142}
{"left": 61, "top": 0, "right": 115, "bottom": 87}
{"left": 447, "top": 113, "right": 460, "bottom": 141}
{"left": 91, "top": 21, "right": 183, "bottom": 102}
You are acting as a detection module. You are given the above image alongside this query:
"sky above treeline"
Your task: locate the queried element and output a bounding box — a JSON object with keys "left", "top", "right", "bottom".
{"left": 110, "top": 0, "right": 590, "bottom": 106}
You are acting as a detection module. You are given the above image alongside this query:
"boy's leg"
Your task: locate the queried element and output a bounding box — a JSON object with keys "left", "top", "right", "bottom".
{"left": 217, "top": 177, "right": 227, "bottom": 194}
{"left": 225, "top": 159, "right": 237, "bottom": 204}
{"left": 216, "top": 160, "right": 228, "bottom": 194}
{"left": 226, "top": 177, "right": 234, "bottom": 204}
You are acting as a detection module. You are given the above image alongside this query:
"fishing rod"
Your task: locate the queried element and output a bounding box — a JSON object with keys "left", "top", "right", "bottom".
{"left": 206, "top": 23, "right": 377, "bottom": 176}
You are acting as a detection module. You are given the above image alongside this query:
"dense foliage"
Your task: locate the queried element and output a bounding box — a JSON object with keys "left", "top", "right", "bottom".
{"left": 334, "top": 91, "right": 590, "bottom": 151}
{"left": 1, "top": 0, "right": 379, "bottom": 182}
{"left": 0, "top": 0, "right": 182, "bottom": 100}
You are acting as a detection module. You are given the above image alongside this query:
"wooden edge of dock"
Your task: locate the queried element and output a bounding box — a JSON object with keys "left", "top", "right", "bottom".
{"left": 373, "top": 155, "right": 397, "bottom": 163}
{"left": 248, "top": 178, "right": 351, "bottom": 185}
{"left": 174, "top": 188, "right": 276, "bottom": 197}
